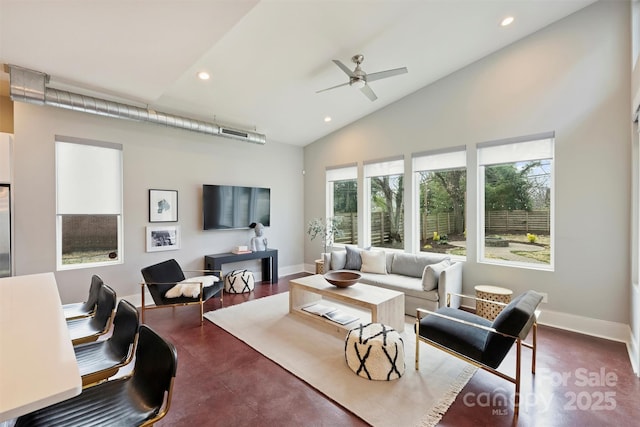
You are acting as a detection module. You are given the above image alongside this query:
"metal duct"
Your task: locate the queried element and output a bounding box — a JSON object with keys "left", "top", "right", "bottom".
{"left": 7, "top": 65, "right": 266, "bottom": 144}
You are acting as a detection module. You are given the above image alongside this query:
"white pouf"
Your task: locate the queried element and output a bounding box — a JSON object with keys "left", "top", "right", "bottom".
{"left": 345, "top": 322, "right": 405, "bottom": 381}
{"left": 224, "top": 269, "right": 255, "bottom": 293}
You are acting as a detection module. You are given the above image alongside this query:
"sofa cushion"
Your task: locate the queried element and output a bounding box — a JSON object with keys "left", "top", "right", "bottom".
{"left": 421, "top": 259, "right": 451, "bottom": 291}
{"left": 391, "top": 252, "right": 450, "bottom": 278}
{"left": 345, "top": 245, "right": 364, "bottom": 270}
{"left": 331, "top": 251, "right": 347, "bottom": 270}
{"left": 358, "top": 272, "right": 439, "bottom": 302}
{"left": 385, "top": 252, "right": 395, "bottom": 274}
{"left": 360, "top": 250, "right": 387, "bottom": 274}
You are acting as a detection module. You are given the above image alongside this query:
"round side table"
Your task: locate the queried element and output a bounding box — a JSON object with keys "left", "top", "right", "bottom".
{"left": 475, "top": 285, "right": 513, "bottom": 321}
{"left": 315, "top": 259, "right": 324, "bottom": 274}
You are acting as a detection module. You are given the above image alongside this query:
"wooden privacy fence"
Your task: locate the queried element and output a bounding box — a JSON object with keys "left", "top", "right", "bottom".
{"left": 334, "top": 212, "right": 403, "bottom": 246}
{"left": 335, "top": 209, "right": 549, "bottom": 245}
{"left": 420, "top": 212, "right": 464, "bottom": 241}
{"left": 485, "top": 210, "right": 550, "bottom": 234}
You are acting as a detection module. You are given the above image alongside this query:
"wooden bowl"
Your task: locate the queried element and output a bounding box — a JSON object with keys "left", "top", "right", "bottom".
{"left": 324, "top": 271, "right": 362, "bottom": 288}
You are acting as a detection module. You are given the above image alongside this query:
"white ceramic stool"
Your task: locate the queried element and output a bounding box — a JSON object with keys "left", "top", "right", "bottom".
{"left": 345, "top": 322, "right": 405, "bottom": 381}
{"left": 224, "top": 269, "right": 255, "bottom": 293}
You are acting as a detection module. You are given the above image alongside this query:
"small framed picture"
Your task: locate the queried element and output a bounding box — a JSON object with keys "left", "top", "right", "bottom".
{"left": 149, "top": 189, "right": 178, "bottom": 222}
{"left": 146, "top": 225, "right": 180, "bottom": 252}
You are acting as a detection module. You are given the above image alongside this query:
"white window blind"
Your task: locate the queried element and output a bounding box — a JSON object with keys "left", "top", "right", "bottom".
{"left": 364, "top": 157, "right": 404, "bottom": 177}
{"left": 413, "top": 147, "right": 466, "bottom": 172}
{"left": 478, "top": 134, "right": 554, "bottom": 166}
{"left": 56, "top": 139, "right": 123, "bottom": 215}
{"left": 326, "top": 165, "right": 357, "bottom": 182}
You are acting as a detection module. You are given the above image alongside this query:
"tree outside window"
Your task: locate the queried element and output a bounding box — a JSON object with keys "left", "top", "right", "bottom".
{"left": 418, "top": 168, "right": 466, "bottom": 256}
{"left": 369, "top": 173, "right": 404, "bottom": 249}
{"left": 332, "top": 179, "right": 357, "bottom": 244}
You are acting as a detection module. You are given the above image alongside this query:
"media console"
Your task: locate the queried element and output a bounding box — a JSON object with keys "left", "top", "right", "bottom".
{"left": 204, "top": 249, "right": 278, "bottom": 284}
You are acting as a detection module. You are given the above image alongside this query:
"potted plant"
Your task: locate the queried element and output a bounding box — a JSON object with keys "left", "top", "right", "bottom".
{"left": 307, "top": 217, "right": 342, "bottom": 254}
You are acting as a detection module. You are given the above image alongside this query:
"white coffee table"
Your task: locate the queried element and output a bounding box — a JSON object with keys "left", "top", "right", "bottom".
{"left": 289, "top": 274, "right": 405, "bottom": 332}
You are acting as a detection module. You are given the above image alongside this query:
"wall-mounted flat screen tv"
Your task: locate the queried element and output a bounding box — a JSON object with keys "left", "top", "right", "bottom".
{"left": 203, "top": 184, "right": 270, "bottom": 230}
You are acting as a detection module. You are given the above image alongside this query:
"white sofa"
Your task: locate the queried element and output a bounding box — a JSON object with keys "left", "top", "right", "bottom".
{"left": 323, "top": 247, "right": 462, "bottom": 316}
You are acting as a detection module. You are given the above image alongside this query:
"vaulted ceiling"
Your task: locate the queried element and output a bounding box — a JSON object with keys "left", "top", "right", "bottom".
{"left": 0, "top": 0, "right": 595, "bottom": 146}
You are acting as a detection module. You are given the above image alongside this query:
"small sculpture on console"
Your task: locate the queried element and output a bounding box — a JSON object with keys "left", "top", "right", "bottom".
{"left": 249, "top": 222, "right": 268, "bottom": 251}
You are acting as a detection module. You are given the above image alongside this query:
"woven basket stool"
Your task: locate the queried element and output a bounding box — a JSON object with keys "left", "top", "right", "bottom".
{"left": 224, "top": 269, "right": 255, "bottom": 294}
{"left": 345, "top": 322, "right": 405, "bottom": 381}
{"left": 475, "top": 285, "right": 513, "bottom": 321}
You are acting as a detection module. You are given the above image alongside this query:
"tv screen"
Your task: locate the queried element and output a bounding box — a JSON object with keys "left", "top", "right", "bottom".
{"left": 203, "top": 184, "right": 271, "bottom": 230}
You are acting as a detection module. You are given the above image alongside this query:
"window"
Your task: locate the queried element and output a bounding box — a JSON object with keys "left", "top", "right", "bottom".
{"left": 56, "top": 137, "right": 123, "bottom": 269}
{"left": 326, "top": 165, "right": 358, "bottom": 245}
{"left": 478, "top": 133, "right": 554, "bottom": 269}
{"left": 364, "top": 157, "right": 404, "bottom": 249}
{"left": 413, "top": 147, "right": 466, "bottom": 257}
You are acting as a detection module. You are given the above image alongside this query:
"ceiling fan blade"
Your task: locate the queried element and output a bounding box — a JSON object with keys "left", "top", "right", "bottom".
{"left": 316, "top": 82, "right": 350, "bottom": 93}
{"left": 333, "top": 60, "right": 355, "bottom": 77}
{"left": 360, "top": 84, "right": 378, "bottom": 102}
{"left": 365, "top": 67, "right": 408, "bottom": 83}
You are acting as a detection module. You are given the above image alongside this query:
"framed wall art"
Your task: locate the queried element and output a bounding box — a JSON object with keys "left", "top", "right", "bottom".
{"left": 149, "top": 189, "right": 178, "bottom": 222}
{"left": 146, "top": 225, "right": 180, "bottom": 252}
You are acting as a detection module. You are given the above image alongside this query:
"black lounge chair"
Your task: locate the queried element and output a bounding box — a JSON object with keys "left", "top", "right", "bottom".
{"left": 415, "top": 290, "right": 543, "bottom": 417}
{"left": 141, "top": 258, "right": 223, "bottom": 324}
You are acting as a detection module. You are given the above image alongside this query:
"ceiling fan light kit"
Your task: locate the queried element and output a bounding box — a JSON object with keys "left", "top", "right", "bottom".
{"left": 317, "top": 54, "right": 408, "bottom": 101}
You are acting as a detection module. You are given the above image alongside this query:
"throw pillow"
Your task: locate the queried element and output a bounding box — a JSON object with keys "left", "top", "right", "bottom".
{"left": 421, "top": 259, "right": 451, "bottom": 291}
{"left": 360, "top": 250, "right": 387, "bottom": 274}
{"left": 331, "top": 251, "right": 347, "bottom": 270}
{"left": 165, "top": 275, "right": 219, "bottom": 298}
{"left": 344, "top": 245, "right": 363, "bottom": 270}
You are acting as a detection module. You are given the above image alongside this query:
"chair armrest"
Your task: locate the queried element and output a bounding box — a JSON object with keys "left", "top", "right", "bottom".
{"left": 141, "top": 281, "right": 181, "bottom": 287}
{"left": 438, "top": 262, "right": 463, "bottom": 308}
{"left": 415, "top": 307, "right": 518, "bottom": 340}
{"left": 447, "top": 292, "right": 509, "bottom": 307}
{"left": 183, "top": 269, "right": 222, "bottom": 275}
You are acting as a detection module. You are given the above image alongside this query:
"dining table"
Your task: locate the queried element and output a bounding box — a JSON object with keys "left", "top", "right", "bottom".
{"left": 0, "top": 272, "right": 82, "bottom": 422}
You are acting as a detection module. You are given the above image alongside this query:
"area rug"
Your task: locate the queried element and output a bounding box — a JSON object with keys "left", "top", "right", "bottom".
{"left": 204, "top": 293, "right": 476, "bottom": 427}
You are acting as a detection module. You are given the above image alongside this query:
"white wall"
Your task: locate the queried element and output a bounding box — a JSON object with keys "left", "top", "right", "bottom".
{"left": 304, "top": 1, "right": 631, "bottom": 324}
{"left": 12, "top": 102, "right": 304, "bottom": 304}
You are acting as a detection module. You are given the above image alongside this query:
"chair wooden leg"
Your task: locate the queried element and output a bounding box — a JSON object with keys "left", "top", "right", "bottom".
{"left": 200, "top": 301, "right": 204, "bottom": 325}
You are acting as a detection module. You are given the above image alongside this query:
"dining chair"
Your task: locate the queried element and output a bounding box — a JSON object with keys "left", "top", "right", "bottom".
{"left": 62, "top": 275, "right": 103, "bottom": 320}
{"left": 74, "top": 299, "right": 139, "bottom": 387}
{"left": 67, "top": 283, "right": 116, "bottom": 345}
{"left": 15, "top": 324, "right": 178, "bottom": 427}
{"left": 140, "top": 258, "right": 223, "bottom": 324}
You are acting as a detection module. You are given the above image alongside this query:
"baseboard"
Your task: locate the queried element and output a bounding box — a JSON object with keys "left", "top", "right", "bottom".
{"left": 536, "top": 309, "right": 630, "bottom": 344}
{"left": 627, "top": 329, "right": 639, "bottom": 376}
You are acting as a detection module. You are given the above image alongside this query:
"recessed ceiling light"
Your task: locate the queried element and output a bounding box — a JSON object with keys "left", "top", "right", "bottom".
{"left": 324, "top": 116, "right": 332, "bottom": 123}
{"left": 501, "top": 16, "right": 514, "bottom": 27}
{"left": 197, "top": 71, "right": 211, "bottom": 80}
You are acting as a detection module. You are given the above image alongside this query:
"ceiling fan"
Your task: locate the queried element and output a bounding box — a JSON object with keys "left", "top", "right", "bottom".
{"left": 316, "top": 54, "right": 408, "bottom": 102}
